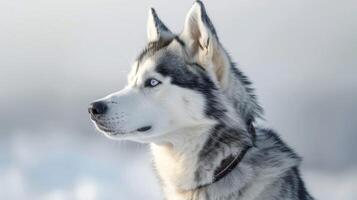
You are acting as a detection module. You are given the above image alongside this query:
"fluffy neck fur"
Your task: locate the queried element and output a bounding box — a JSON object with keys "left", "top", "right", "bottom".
{"left": 150, "top": 125, "right": 301, "bottom": 200}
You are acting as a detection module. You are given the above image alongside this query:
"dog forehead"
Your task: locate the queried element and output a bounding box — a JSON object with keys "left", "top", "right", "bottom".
{"left": 135, "top": 48, "right": 184, "bottom": 75}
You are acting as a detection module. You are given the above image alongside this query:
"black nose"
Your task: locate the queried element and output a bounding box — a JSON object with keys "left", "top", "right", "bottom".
{"left": 89, "top": 101, "right": 108, "bottom": 115}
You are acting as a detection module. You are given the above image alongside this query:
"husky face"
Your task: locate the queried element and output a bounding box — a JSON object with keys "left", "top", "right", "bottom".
{"left": 89, "top": 2, "right": 245, "bottom": 143}
{"left": 89, "top": 7, "right": 219, "bottom": 143}
{"left": 89, "top": 48, "right": 218, "bottom": 143}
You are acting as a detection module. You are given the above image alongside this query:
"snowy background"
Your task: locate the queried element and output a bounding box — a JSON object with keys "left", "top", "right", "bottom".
{"left": 1, "top": 0, "right": 357, "bottom": 199}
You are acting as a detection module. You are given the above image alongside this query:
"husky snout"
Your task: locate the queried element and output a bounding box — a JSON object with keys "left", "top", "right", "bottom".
{"left": 88, "top": 87, "right": 166, "bottom": 140}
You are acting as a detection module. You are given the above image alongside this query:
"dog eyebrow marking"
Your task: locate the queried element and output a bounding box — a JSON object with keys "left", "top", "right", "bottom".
{"left": 134, "top": 34, "right": 187, "bottom": 77}
{"left": 136, "top": 39, "right": 173, "bottom": 65}
{"left": 136, "top": 35, "right": 184, "bottom": 67}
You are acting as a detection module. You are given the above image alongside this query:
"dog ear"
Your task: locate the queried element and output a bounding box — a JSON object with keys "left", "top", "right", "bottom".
{"left": 147, "top": 8, "right": 174, "bottom": 42}
{"left": 182, "top": 1, "right": 218, "bottom": 54}
{"left": 181, "top": 1, "right": 230, "bottom": 88}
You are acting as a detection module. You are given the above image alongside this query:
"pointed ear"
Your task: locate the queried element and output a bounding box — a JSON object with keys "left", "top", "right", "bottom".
{"left": 181, "top": 1, "right": 218, "bottom": 54}
{"left": 147, "top": 8, "right": 174, "bottom": 42}
{"left": 181, "top": 1, "right": 230, "bottom": 88}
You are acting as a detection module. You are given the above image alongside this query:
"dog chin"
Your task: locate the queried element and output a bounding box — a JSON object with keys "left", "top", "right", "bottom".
{"left": 96, "top": 128, "right": 130, "bottom": 140}
{"left": 94, "top": 126, "right": 151, "bottom": 143}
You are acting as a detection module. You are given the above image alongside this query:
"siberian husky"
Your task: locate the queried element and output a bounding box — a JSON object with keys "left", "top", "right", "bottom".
{"left": 88, "top": 1, "right": 313, "bottom": 199}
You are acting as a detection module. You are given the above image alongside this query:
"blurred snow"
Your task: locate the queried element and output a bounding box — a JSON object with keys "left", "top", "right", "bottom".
{"left": 305, "top": 169, "right": 357, "bottom": 200}
{"left": 0, "top": 128, "right": 162, "bottom": 200}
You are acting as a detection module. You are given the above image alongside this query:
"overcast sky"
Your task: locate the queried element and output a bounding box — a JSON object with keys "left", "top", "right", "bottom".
{"left": 0, "top": 0, "right": 356, "bottom": 199}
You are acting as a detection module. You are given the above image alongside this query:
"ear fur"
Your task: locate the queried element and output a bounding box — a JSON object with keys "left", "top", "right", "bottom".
{"left": 182, "top": 1, "right": 217, "bottom": 53}
{"left": 147, "top": 8, "right": 174, "bottom": 42}
{"left": 181, "top": 1, "right": 230, "bottom": 88}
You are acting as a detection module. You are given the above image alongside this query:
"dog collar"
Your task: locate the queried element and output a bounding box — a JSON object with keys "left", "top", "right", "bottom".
{"left": 198, "top": 121, "right": 256, "bottom": 189}
{"left": 212, "top": 145, "right": 251, "bottom": 183}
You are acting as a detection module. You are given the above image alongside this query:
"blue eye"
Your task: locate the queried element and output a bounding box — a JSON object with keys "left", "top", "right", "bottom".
{"left": 145, "top": 78, "right": 161, "bottom": 88}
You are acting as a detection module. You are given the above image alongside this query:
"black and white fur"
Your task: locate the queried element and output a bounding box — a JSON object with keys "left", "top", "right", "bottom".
{"left": 88, "top": 1, "right": 314, "bottom": 199}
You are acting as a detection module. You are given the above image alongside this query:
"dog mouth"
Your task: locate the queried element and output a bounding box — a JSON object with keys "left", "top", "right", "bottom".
{"left": 90, "top": 115, "right": 152, "bottom": 135}
{"left": 90, "top": 115, "right": 118, "bottom": 134}
{"left": 96, "top": 124, "right": 117, "bottom": 133}
{"left": 98, "top": 125, "right": 152, "bottom": 136}
{"left": 136, "top": 126, "right": 152, "bottom": 132}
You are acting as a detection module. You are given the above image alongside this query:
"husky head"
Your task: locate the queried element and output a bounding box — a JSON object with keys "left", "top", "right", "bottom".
{"left": 89, "top": 1, "right": 261, "bottom": 143}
